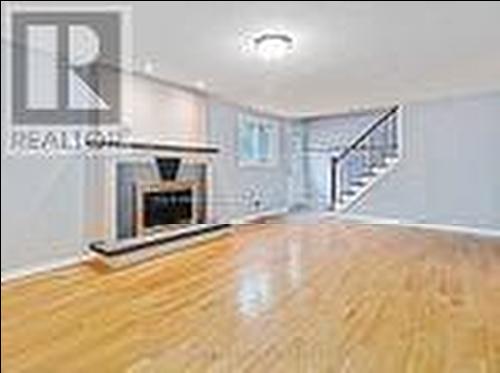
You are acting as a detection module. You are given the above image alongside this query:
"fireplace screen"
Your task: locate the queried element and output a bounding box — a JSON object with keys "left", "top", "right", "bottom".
{"left": 143, "top": 189, "right": 193, "bottom": 228}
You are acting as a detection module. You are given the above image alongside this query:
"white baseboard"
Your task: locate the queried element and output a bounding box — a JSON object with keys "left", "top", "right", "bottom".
{"left": 337, "top": 213, "right": 500, "bottom": 238}
{"left": 230, "top": 207, "right": 289, "bottom": 225}
{"left": 1, "top": 252, "right": 94, "bottom": 284}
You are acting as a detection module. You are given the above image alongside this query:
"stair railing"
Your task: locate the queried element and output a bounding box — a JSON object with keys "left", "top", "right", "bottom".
{"left": 331, "top": 106, "right": 399, "bottom": 210}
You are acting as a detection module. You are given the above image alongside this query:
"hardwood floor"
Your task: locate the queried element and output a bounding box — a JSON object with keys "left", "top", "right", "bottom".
{"left": 2, "top": 220, "right": 500, "bottom": 372}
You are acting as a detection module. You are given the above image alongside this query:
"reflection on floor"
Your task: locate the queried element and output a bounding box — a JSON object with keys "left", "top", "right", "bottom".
{"left": 2, "top": 219, "right": 500, "bottom": 372}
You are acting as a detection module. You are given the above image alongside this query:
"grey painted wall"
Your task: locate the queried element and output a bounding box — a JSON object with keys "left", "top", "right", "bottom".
{"left": 0, "top": 157, "right": 86, "bottom": 272}
{"left": 1, "top": 40, "right": 87, "bottom": 273}
{"left": 287, "top": 122, "right": 308, "bottom": 209}
{"left": 351, "top": 92, "right": 500, "bottom": 230}
{"left": 207, "top": 101, "right": 291, "bottom": 222}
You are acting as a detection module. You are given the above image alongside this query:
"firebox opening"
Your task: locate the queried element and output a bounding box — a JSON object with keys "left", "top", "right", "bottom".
{"left": 143, "top": 189, "right": 193, "bottom": 229}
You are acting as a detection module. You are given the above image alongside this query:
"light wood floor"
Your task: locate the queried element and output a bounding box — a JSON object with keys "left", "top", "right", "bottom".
{"left": 2, "top": 220, "right": 500, "bottom": 372}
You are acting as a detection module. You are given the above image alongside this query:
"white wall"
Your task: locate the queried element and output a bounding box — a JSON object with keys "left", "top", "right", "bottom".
{"left": 124, "top": 73, "right": 207, "bottom": 145}
{"left": 351, "top": 92, "right": 500, "bottom": 230}
{"left": 207, "top": 101, "right": 291, "bottom": 222}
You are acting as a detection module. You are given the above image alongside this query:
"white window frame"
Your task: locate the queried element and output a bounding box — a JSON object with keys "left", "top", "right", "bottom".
{"left": 237, "top": 114, "right": 279, "bottom": 167}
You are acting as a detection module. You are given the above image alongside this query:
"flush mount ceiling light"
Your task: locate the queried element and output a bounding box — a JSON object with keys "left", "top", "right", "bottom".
{"left": 143, "top": 60, "right": 155, "bottom": 74}
{"left": 253, "top": 32, "right": 294, "bottom": 61}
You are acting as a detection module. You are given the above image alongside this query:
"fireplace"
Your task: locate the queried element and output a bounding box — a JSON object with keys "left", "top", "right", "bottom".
{"left": 135, "top": 180, "right": 199, "bottom": 235}
{"left": 90, "top": 145, "right": 226, "bottom": 265}
{"left": 143, "top": 189, "right": 193, "bottom": 227}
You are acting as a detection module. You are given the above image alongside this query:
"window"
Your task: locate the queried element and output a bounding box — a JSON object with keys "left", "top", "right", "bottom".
{"left": 238, "top": 114, "right": 278, "bottom": 166}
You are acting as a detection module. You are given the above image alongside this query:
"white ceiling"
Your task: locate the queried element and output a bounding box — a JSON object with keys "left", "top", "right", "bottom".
{"left": 6, "top": 1, "right": 500, "bottom": 116}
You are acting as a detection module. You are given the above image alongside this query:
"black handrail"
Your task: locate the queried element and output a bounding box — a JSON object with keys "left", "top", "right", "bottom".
{"left": 335, "top": 106, "right": 398, "bottom": 162}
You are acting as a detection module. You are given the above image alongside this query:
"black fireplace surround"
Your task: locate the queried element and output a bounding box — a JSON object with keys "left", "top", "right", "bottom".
{"left": 156, "top": 157, "right": 181, "bottom": 181}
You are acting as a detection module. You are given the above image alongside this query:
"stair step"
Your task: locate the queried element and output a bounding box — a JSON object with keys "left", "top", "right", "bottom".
{"left": 385, "top": 149, "right": 399, "bottom": 156}
{"left": 341, "top": 189, "right": 357, "bottom": 197}
{"left": 373, "top": 162, "right": 395, "bottom": 172}
{"left": 335, "top": 194, "right": 357, "bottom": 210}
{"left": 349, "top": 180, "right": 367, "bottom": 187}
{"left": 384, "top": 156, "right": 399, "bottom": 165}
{"left": 359, "top": 170, "right": 377, "bottom": 177}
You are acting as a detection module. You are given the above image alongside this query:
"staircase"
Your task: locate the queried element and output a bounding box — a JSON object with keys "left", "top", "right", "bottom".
{"left": 331, "top": 106, "right": 400, "bottom": 211}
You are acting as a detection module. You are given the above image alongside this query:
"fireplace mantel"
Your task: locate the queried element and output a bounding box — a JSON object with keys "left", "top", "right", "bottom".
{"left": 87, "top": 139, "right": 219, "bottom": 154}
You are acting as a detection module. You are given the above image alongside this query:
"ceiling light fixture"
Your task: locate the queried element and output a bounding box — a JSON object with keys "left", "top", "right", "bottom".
{"left": 194, "top": 80, "right": 207, "bottom": 90}
{"left": 143, "top": 60, "right": 155, "bottom": 74}
{"left": 253, "top": 32, "right": 294, "bottom": 61}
